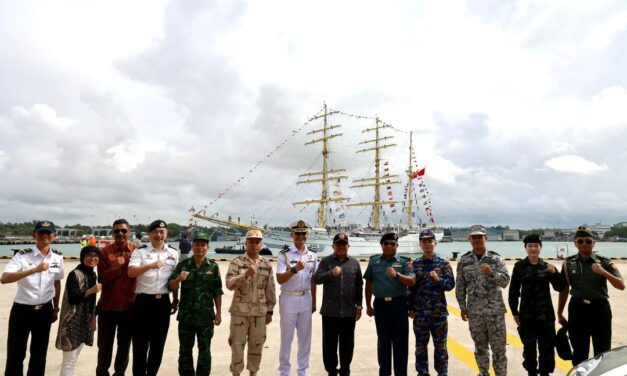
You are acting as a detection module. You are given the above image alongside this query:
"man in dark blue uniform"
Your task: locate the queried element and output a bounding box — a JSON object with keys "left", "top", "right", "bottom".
{"left": 364, "top": 232, "right": 415, "bottom": 376}
{"left": 408, "top": 229, "right": 455, "bottom": 376}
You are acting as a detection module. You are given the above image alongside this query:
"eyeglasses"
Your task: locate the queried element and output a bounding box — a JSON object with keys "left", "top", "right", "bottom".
{"left": 113, "top": 229, "right": 128, "bottom": 235}
{"left": 382, "top": 241, "right": 397, "bottom": 247}
{"left": 576, "top": 239, "right": 594, "bottom": 245}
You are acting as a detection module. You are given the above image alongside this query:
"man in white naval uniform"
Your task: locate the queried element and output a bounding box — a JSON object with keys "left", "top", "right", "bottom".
{"left": 128, "top": 219, "right": 179, "bottom": 376}
{"left": 276, "top": 220, "right": 318, "bottom": 376}
{"left": 1, "top": 220, "right": 65, "bottom": 376}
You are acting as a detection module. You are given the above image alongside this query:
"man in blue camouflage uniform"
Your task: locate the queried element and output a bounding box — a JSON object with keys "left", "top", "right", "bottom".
{"left": 408, "top": 229, "right": 455, "bottom": 376}
{"left": 364, "top": 232, "right": 415, "bottom": 376}
{"left": 455, "top": 225, "right": 510, "bottom": 376}
{"left": 169, "top": 231, "right": 223, "bottom": 376}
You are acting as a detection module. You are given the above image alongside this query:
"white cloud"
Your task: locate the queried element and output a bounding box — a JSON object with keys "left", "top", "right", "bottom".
{"left": 544, "top": 155, "right": 608, "bottom": 174}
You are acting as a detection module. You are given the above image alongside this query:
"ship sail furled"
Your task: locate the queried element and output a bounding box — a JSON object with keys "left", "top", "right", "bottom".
{"left": 348, "top": 117, "right": 400, "bottom": 230}
{"left": 292, "top": 103, "right": 350, "bottom": 229}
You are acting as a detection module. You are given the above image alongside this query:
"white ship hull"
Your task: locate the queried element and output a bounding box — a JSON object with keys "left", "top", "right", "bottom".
{"left": 263, "top": 230, "right": 421, "bottom": 257}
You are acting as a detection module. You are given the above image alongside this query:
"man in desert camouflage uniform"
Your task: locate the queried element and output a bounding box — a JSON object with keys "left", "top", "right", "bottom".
{"left": 169, "top": 231, "right": 223, "bottom": 376}
{"left": 455, "top": 225, "right": 510, "bottom": 376}
{"left": 226, "top": 229, "right": 277, "bottom": 376}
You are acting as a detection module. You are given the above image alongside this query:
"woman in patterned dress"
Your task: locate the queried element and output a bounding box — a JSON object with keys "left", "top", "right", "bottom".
{"left": 56, "top": 245, "right": 102, "bottom": 375}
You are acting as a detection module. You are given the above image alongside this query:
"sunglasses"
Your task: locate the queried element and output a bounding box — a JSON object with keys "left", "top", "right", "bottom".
{"left": 113, "top": 229, "right": 129, "bottom": 235}
{"left": 382, "top": 241, "right": 397, "bottom": 247}
{"left": 576, "top": 239, "right": 594, "bottom": 245}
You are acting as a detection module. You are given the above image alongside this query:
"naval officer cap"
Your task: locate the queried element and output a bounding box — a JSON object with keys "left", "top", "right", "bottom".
{"left": 419, "top": 228, "right": 435, "bottom": 240}
{"left": 34, "top": 220, "right": 56, "bottom": 233}
{"left": 245, "top": 229, "right": 263, "bottom": 239}
{"left": 468, "top": 225, "right": 487, "bottom": 236}
{"left": 289, "top": 219, "right": 311, "bottom": 233}
{"left": 380, "top": 232, "right": 398, "bottom": 244}
{"left": 148, "top": 220, "right": 167, "bottom": 232}
{"left": 333, "top": 233, "right": 349, "bottom": 244}
{"left": 193, "top": 231, "right": 210, "bottom": 242}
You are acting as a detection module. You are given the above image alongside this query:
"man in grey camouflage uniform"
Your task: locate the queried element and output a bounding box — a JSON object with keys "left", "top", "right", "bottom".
{"left": 455, "top": 225, "right": 510, "bottom": 376}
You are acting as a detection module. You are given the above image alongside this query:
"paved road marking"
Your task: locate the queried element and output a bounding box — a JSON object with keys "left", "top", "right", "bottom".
{"left": 447, "top": 336, "right": 495, "bottom": 376}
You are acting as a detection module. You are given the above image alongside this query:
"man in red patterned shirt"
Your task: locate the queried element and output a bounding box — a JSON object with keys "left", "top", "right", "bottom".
{"left": 96, "top": 218, "right": 137, "bottom": 376}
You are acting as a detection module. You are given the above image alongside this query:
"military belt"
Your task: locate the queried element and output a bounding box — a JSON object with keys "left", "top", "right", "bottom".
{"left": 138, "top": 293, "right": 167, "bottom": 299}
{"left": 375, "top": 296, "right": 406, "bottom": 302}
{"left": 14, "top": 301, "right": 51, "bottom": 310}
{"left": 571, "top": 297, "right": 608, "bottom": 305}
{"left": 282, "top": 290, "right": 308, "bottom": 296}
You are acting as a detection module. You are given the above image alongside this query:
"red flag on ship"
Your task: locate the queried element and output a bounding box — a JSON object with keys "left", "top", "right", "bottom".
{"left": 411, "top": 168, "right": 426, "bottom": 179}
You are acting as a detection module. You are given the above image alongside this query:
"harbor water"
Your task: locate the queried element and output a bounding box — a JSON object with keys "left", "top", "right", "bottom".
{"left": 2, "top": 240, "right": 626, "bottom": 259}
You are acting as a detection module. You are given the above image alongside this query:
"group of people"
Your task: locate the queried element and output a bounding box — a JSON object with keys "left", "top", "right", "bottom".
{"left": 0, "top": 220, "right": 624, "bottom": 376}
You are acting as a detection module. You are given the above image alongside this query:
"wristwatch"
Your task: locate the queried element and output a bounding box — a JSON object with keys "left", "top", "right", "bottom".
{"left": 290, "top": 266, "right": 298, "bottom": 274}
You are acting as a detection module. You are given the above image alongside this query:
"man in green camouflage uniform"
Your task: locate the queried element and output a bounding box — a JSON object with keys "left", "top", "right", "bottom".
{"left": 456, "top": 225, "right": 510, "bottom": 376}
{"left": 169, "top": 231, "right": 223, "bottom": 376}
{"left": 226, "top": 229, "right": 276, "bottom": 376}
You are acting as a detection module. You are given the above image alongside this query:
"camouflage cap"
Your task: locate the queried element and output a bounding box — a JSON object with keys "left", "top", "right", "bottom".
{"left": 468, "top": 225, "right": 487, "bottom": 236}
{"left": 574, "top": 225, "right": 594, "bottom": 238}
{"left": 193, "top": 231, "right": 211, "bottom": 242}
{"left": 245, "top": 229, "right": 263, "bottom": 239}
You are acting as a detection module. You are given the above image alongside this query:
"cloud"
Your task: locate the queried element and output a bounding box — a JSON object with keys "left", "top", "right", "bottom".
{"left": 544, "top": 155, "right": 608, "bottom": 174}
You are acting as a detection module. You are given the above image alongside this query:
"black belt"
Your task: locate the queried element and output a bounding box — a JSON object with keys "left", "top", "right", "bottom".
{"left": 571, "top": 297, "right": 608, "bottom": 305}
{"left": 375, "top": 296, "right": 407, "bottom": 302}
{"left": 14, "top": 301, "right": 52, "bottom": 311}
{"left": 137, "top": 293, "right": 169, "bottom": 300}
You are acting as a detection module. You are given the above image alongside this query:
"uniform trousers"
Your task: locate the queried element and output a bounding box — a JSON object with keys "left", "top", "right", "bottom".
{"left": 321, "top": 316, "right": 356, "bottom": 376}
{"left": 131, "top": 294, "right": 171, "bottom": 376}
{"left": 279, "top": 293, "right": 313, "bottom": 376}
{"left": 96, "top": 310, "right": 133, "bottom": 376}
{"left": 178, "top": 321, "right": 215, "bottom": 376}
{"left": 413, "top": 317, "right": 448, "bottom": 376}
{"left": 517, "top": 319, "right": 556, "bottom": 374}
{"left": 229, "top": 315, "right": 267, "bottom": 375}
{"left": 568, "top": 297, "right": 612, "bottom": 366}
{"left": 5, "top": 301, "right": 53, "bottom": 376}
{"left": 373, "top": 296, "right": 408, "bottom": 376}
{"left": 468, "top": 313, "right": 507, "bottom": 376}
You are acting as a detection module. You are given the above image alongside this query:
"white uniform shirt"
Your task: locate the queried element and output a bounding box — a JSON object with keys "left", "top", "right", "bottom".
{"left": 129, "top": 243, "right": 178, "bottom": 294}
{"left": 3, "top": 247, "right": 65, "bottom": 305}
{"left": 276, "top": 245, "right": 318, "bottom": 293}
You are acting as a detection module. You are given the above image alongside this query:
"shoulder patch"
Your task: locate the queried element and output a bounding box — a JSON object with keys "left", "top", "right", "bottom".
{"left": 595, "top": 253, "right": 610, "bottom": 261}
{"left": 51, "top": 248, "right": 63, "bottom": 255}
{"left": 18, "top": 248, "right": 33, "bottom": 255}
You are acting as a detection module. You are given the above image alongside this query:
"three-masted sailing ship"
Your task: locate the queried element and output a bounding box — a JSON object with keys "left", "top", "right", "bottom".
{"left": 192, "top": 104, "right": 441, "bottom": 256}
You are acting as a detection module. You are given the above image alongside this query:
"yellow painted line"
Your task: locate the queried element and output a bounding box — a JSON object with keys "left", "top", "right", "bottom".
{"left": 447, "top": 336, "right": 495, "bottom": 376}
{"left": 446, "top": 302, "right": 571, "bottom": 373}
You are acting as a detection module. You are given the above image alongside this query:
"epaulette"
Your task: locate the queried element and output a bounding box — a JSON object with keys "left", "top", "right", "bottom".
{"left": 594, "top": 253, "right": 610, "bottom": 261}
{"left": 462, "top": 251, "right": 472, "bottom": 257}
{"left": 18, "top": 248, "right": 33, "bottom": 255}
{"left": 168, "top": 245, "right": 179, "bottom": 251}
{"left": 487, "top": 250, "right": 501, "bottom": 257}
{"left": 138, "top": 244, "right": 148, "bottom": 249}
{"left": 399, "top": 255, "right": 411, "bottom": 261}
{"left": 369, "top": 254, "right": 380, "bottom": 259}
{"left": 279, "top": 247, "right": 290, "bottom": 253}
{"left": 51, "top": 248, "right": 63, "bottom": 256}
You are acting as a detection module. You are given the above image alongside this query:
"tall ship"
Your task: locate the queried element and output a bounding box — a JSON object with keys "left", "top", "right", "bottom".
{"left": 191, "top": 104, "right": 442, "bottom": 256}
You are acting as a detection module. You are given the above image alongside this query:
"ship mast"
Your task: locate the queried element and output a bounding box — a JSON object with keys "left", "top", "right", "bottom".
{"left": 292, "top": 103, "right": 349, "bottom": 228}
{"left": 348, "top": 117, "right": 400, "bottom": 230}
{"left": 404, "top": 131, "right": 414, "bottom": 229}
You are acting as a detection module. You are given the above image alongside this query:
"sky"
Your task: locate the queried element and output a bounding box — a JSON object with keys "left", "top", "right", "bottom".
{"left": 1, "top": 0, "right": 627, "bottom": 230}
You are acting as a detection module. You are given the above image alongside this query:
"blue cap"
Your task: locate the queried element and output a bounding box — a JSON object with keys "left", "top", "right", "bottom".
{"left": 34, "top": 220, "right": 56, "bottom": 233}
{"left": 419, "top": 228, "right": 435, "bottom": 240}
